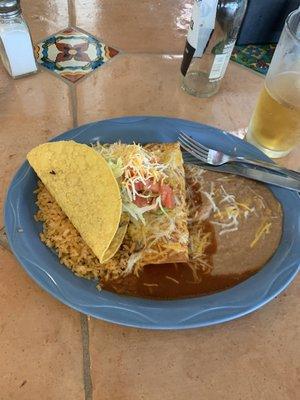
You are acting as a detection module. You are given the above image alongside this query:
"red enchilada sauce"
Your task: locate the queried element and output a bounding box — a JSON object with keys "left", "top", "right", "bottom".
{"left": 104, "top": 170, "right": 282, "bottom": 299}
{"left": 103, "top": 178, "right": 256, "bottom": 300}
{"left": 103, "top": 263, "right": 255, "bottom": 299}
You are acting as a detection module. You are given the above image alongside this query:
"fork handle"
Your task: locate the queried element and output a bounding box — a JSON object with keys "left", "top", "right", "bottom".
{"left": 233, "top": 157, "right": 300, "bottom": 181}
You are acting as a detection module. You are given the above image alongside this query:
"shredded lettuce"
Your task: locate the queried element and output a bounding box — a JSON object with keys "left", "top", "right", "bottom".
{"left": 94, "top": 142, "right": 171, "bottom": 223}
{"left": 122, "top": 202, "right": 158, "bottom": 225}
{"left": 107, "top": 158, "right": 123, "bottom": 179}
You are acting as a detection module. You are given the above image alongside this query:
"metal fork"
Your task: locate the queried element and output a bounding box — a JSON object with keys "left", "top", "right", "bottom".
{"left": 179, "top": 131, "right": 300, "bottom": 180}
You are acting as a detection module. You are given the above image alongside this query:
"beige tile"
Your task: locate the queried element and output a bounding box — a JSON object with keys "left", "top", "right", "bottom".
{"left": 77, "top": 54, "right": 263, "bottom": 132}
{"left": 23, "top": 0, "right": 69, "bottom": 43}
{"left": 0, "top": 247, "right": 84, "bottom": 399}
{"left": 74, "top": 0, "right": 193, "bottom": 53}
{"left": 0, "top": 66, "right": 73, "bottom": 227}
{"left": 89, "top": 277, "right": 300, "bottom": 400}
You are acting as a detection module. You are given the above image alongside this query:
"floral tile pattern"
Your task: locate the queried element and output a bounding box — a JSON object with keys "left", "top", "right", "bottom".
{"left": 231, "top": 44, "right": 276, "bottom": 75}
{"left": 35, "top": 27, "right": 119, "bottom": 82}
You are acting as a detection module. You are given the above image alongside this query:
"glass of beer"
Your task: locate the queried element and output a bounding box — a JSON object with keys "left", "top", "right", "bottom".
{"left": 247, "top": 8, "right": 300, "bottom": 158}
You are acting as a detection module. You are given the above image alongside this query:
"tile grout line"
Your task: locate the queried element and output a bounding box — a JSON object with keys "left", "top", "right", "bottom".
{"left": 68, "top": 0, "right": 76, "bottom": 26}
{"left": 0, "top": 227, "right": 10, "bottom": 252}
{"left": 80, "top": 314, "right": 93, "bottom": 400}
{"left": 70, "top": 84, "right": 78, "bottom": 128}
{"left": 68, "top": 0, "right": 92, "bottom": 390}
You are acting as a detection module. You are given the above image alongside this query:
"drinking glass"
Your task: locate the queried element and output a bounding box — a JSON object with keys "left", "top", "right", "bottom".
{"left": 246, "top": 8, "right": 300, "bottom": 158}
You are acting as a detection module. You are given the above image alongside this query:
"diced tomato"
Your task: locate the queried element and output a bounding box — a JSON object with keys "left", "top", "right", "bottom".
{"left": 133, "top": 180, "right": 144, "bottom": 191}
{"left": 160, "top": 184, "right": 175, "bottom": 209}
{"left": 133, "top": 195, "right": 150, "bottom": 208}
{"left": 134, "top": 179, "right": 160, "bottom": 193}
{"left": 132, "top": 179, "right": 175, "bottom": 209}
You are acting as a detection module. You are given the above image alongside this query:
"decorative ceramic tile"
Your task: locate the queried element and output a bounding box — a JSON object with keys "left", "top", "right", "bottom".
{"left": 35, "top": 27, "right": 119, "bottom": 82}
{"left": 231, "top": 44, "right": 276, "bottom": 75}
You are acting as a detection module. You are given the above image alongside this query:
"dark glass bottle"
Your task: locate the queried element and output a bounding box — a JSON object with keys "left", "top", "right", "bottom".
{"left": 181, "top": 0, "right": 248, "bottom": 98}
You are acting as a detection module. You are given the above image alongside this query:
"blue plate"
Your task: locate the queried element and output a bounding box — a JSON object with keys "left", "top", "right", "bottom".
{"left": 4, "top": 116, "right": 300, "bottom": 329}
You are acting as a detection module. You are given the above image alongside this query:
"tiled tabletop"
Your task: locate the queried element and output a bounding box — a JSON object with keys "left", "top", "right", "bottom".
{"left": 1, "top": 1, "right": 299, "bottom": 399}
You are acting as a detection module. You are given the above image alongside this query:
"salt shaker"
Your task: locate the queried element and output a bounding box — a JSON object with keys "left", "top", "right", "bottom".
{"left": 0, "top": 0, "right": 37, "bottom": 78}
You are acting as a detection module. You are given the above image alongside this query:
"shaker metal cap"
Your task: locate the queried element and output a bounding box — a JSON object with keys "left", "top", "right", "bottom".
{"left": 0, "top": 0, "right": 21, "bottom": 16}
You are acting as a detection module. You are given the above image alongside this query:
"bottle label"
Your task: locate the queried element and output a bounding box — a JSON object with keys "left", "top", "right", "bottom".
{"left": 181, "top": 41, "right": 196, "bottom": 76}
{"left": 209, "top": 41, "right": 236, "bottom": 81}
{"left": 187, "top": 0, "right": 218, "bottom": 57}
{"left": 181, "top": 0, "right": 218, "bottom": 76}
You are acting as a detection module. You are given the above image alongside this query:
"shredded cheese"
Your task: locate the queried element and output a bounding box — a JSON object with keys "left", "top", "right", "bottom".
{"left": 124, "top": 251, "right": 143, "bottom": 275}
{"left": 209, "top": 184, "right": 257, "bottom": 235}
{"left": 202, "top": 190, "right": 219, "bottom": 212}
{"left": 165, "top": 276, "right": 179, "bottom": 284}
{"left": 190, "top": 231, "right": 211, "bottom": 256}
{"left": 220, "top": 185, "right": 236, "bottom": 204}
{"left": 250, "top": 222, "right": 272, "bottom": 248}
{"left": 143, "top": 283, "right": 159, "bottom": 287}
{"left": 235, "top": 202, "right": 255, "bottom": 212}
{"left": 94, "top": 142, "right": 171, "bottom": 223}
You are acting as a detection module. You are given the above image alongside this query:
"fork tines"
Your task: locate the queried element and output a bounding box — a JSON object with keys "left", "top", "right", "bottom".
{"left": 178, "top": 131, "right": 209, "bottom": 163}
